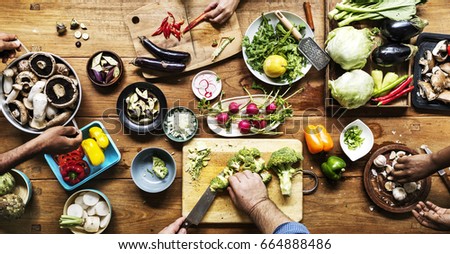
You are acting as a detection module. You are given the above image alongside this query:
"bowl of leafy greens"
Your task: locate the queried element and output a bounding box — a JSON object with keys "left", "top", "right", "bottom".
{"left": 340, "top": 119, "right": 374, "bottom": 162}
{"left": 242, "top": 11, "right": 314, "bottom": 86}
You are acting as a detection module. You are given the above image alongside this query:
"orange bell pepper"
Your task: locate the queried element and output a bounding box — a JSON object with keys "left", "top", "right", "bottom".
{"left": 304, "top": 125, "right": 334, "bottom": 154}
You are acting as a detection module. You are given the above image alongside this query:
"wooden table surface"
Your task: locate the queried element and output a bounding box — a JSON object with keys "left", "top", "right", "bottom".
{"left": 1, "top": 0, "right": 449, "bottom": 234}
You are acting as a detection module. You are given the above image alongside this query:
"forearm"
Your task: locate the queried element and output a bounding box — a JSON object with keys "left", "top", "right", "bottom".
{"left": 249, "top": 199, "right": 292, "bottom": 234}
{"left": 431, "top": 146, "right": 450, "bottom": 170}
{"left": 0, "top": 138, "right": 43, "bottom": 174}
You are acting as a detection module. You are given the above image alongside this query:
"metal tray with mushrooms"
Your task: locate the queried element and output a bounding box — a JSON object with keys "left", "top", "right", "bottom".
{"left": 1, "top": 52, "right": 82, "bottom": 134}
{"left": 363, "top": 144, "right": 431, "bottom": 213}
{"left": 412, "top": 33, "right": 450, "bottom": 110}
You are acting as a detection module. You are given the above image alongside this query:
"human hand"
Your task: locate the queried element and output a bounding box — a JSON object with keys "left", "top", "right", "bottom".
{"left": 228, "top": 170, "right": 269, "bottom": 215}
{"left": 204, "top": 0, "right": 240, "bottom": 24}
{"left": 36, "top": 126, "right": 82, "bottom": 154}
{"left": 0, "top": 33, "right": 21, "bottom": 63}
{"left": 392, "top": 154, "right": 438, "bottom": 183}
{"left": 412, "top": 201, "right": 450, "bottom": 231}
{"left": 158, "top": 217, "right": 187, "bottom": 234}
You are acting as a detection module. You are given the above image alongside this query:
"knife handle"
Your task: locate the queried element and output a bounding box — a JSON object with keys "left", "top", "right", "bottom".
{"left": 274, "top": 10, "right": 302, "bottom": 41}
{"left": 440, "top": 172, "right": 450, "bottom": 194}
{"left": 303, "top": 2, "right": 315, "bottom": 31}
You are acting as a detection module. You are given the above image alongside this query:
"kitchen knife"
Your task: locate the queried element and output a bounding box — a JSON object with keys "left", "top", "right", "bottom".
{"left": 420, "top": 145, "right": 450, "bottom": 193}
{"left": 181, "top": 186, "right": 217, "bottom": 229}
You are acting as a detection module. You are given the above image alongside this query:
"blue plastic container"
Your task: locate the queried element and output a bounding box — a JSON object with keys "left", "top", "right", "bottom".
{"left": 44, "top": 121, "right": 121, "bottom": 191}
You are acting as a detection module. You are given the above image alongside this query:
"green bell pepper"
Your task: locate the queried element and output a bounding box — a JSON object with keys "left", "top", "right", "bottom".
{"left": 320, "top": 156, "right": 346, "bottom": 180}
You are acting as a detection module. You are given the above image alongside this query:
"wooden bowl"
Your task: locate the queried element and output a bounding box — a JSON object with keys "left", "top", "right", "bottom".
{"left": 363, "top": 144, "right": 432, "bottom": 213}
{"left": 86, "top": 50, "right": 124, "bottom": 87}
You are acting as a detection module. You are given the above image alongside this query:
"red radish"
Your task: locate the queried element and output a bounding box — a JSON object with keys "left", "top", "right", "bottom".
{"left": 216, "top": 112, "right": 229, "bottom": 125}
{"left": 251, "top": 115, "right": 267, "bottom": 129}
{"left": 228, "top": 102, "right": 241, "bottom": 114}
{"left": 238, "top": 120, "right": 251, "bottom": 134}
{"left": 265, "top": 102, "right": 277, "bottom": 114}
{"left": 246, "top": 103, "right": 259, "bottom": 115}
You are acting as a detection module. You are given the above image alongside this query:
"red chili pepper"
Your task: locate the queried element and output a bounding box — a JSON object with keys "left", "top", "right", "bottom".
{"left": 183, "top": 12, "right": 208, "bottom": 34}
{"left": 163, "top": 21, "right": 171, "bottom": 39}
{"left": 170, "top": 26, "right": 181, "bottom": 41}
{"left": 373, "top": 75, "right": 413, "bottom": 102}
{"left": 447, "top": 44, "right": 450, "bottom": 56}
{"left": 377, "top": 86, "right": 414, "bottom": 106}
{"left": 173, "top": 19, "right": 184, "bottom": 30}
{"left": 152, "top": 16, "right": 169, "bottom": 36}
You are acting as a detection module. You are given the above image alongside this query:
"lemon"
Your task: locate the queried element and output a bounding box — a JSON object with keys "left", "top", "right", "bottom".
{"left": 263, "top": 55, "right": 288, "bottom": 78}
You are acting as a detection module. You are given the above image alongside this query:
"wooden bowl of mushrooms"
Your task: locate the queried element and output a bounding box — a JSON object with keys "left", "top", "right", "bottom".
{"left": 0, "top": 52, "right": 82, "bottom": 134}
{"left": 363, "top": 144, "right": 432, "bottom": 213}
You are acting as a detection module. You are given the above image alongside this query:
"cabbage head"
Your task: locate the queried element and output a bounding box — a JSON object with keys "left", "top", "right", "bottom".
{"left": 325, "top": 26, "right": 379, "bottom": 70}
{"left": 328, "top": 70, "right": 374, "bottom": 109}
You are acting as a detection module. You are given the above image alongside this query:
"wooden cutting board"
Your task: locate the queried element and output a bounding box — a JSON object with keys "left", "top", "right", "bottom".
{"left": 182, "top": 138, "right": 303, "bottom": 224}
{"left": 125, "top": 0, "right": 243, "bottom": 79}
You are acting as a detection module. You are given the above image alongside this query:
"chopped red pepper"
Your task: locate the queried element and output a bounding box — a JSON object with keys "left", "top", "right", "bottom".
{"left": 183, "top": 12, "right": 208, "bottom": 34}
{"left": 152, "top": 12, "right": 183, "bottom": 41}
{"left": 54, "top": 146, "right": 91, "bottom": 185}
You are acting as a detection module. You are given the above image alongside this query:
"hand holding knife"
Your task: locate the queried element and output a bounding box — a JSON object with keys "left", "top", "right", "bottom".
{"left": 420, "top": 145, "right": 450, "bottom": 193}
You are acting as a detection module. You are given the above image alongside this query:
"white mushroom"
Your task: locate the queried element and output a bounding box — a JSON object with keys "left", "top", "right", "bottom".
{"left": 27, "top": 80, "right": 46, "bottom": 102}
{"left": 45, "top": 104, "right": 58, "bottom": 120}
{"left": 8, "top": 100, "right": 28, "bottom": 126}
{"left": 384, "top": 181, "right": 396, "bottom": 192}
{"left": 2, "top": 68, "right": 15, "bottom": 78}
{"left": 389, "top": 151, "right": 397, "bottom": 160}
{"left": 430, "top": 66, "right": 447, "bottom": 93}
{"left": 392, "top": 187, "right": 407, "bottom": 201}
{"left": 23, "top": 97, "right": 34, "bottom": 110}
{"left": 396, "top": 151, "right": 407, "bottom": 158}
{"left": 373, "top": 155, "right": 387, "bottom": 168}
{"left": 440, "top": 62, "right": 450, "bottom": 74}
{"left": 2, "top": 76, "right": 13, "bottom": 95}
{"left": 432, "top": 40, "right": 448, "bottom": 62}
{"left": 17, "top": 59, "right": 30, "bottom": 72}
{"left": 5, "top": 84, "right": 23, "bottom": 104}
{"left": 403, "top": 182, "right": 418, "bottom": 194}
{"left": 29, "top": 93, "right": 48, "bottom": 130}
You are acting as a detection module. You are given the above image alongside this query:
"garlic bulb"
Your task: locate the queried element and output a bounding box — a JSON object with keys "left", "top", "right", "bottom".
{"left": 373, "top": 155, "right": 387, "bottom": 168}
{"left": 392, "top": 187, "right": 407, "bottom": 201}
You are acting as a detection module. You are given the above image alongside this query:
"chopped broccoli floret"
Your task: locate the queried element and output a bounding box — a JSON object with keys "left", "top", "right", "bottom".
{"left": 186, "top": 146, "right": 211, "bottom": 180}
{"left": 152, "top": 156, "right": 168, "bottom": 179}
{"left": 227, "top": 156, "right": 241, "bottom": 172}
{"left": 259, "top": 170, "right": 272, "bottom": 184}
{"left": 210, "top": 173, "right": 229, "bottom": 192}
{"left": 253, "top": 157, "right": 266, "bottom": 173}
{"left": 267, "top": 147, "right": 303, "bottom": 196}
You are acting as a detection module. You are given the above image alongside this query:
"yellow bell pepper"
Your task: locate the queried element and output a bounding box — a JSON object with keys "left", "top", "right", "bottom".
{"left": 89, "top": 126, "right": 109, "bottom": 149}
{"left": 81, "top": 138, "right": 105, "bottom": 166}
{"left": 304, "top": 125, "right": 334, "bottom": 154}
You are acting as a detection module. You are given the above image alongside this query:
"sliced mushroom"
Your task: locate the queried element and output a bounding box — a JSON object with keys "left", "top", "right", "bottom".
{"left": 417, "top": 81, "right": 438, "bottom": 101}
{"left": 45, "top": 75, "right": 78, "bottom": 108}
{"left": 47, "top": 111, "right": 71, "bottom": 127}
{"left": 436, "top": 90, "right": 450, "bottom": 104}
{"left": 5, "top": 84, "right": 23, "bottom": 104}
{"left": 8, "top": 100, "right": 28, "bottom": 125}
{"left": 29, "top": 52, "right": 57, "bottom": 78}
{"left": 135, "top": 88, "right": 148, "bottom": 99}
{"left": 29, "top": 93, "right": 48, "bottom": 130}
{"left": 432, "top": 40, "right": 448, "bottom": 62}
{"left": 430, "top": 66, "right": 446, "bottom": 93}
{"left": 419, "top": 50, "right": 435, "bottom": 75}
{"left": 440, "top": 62, "right": 450, "bottom": 75}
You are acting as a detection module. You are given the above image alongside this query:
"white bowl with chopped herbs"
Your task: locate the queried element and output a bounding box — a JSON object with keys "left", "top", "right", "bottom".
{"left": 163, "top": 106, "right": 198, "bottom": 142}
{"left": 242, "top": 11, "right": 314, "bottom": 86}
{"left": 340, "top": 119, "right": 374, "bottom": 161}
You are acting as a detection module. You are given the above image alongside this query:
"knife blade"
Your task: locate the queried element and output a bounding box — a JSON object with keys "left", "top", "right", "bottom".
{"left": 181, "top": 186, "right": 217, "bottom": 229}
{"left": 420, "top": 144, "right": 450, "bottom": 193}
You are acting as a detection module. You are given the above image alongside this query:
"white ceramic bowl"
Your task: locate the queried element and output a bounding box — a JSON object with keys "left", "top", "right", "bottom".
{"left": 63, "top": 189, "right": 112, "bottom": 234}
{"left": 242, "top": 11, "right": 314, "bottom": 86}
{"left": 340, "top": 119, "right": 374, "bottom": 161}
{"left": 10, "top": 169, "right": 32, "bottom": 205}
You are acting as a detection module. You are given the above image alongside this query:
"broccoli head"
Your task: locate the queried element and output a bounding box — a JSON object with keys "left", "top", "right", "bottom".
{"left": 267, "top": 147, "right": 303, "bottom": 196}
{"left": 152, "top": 156, "right": 168, "bottom": 179}
{"left": 253, "top": 157, "right": 266, "bottom": 173}
{"left": 210, "top": 173, "right": 229, "bottom": 192}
